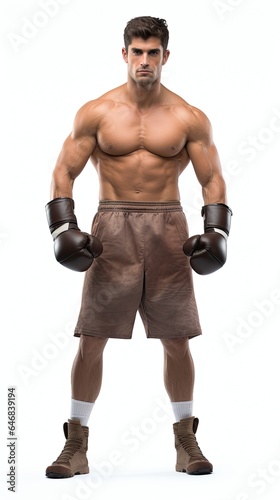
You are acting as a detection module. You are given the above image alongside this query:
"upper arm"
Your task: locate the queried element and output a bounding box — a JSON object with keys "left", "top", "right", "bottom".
{"left": 51, "top": 102, "right": 99, "bottom": 197}
{"left": 186, "top": 108, "right": 226, "bottom": 204}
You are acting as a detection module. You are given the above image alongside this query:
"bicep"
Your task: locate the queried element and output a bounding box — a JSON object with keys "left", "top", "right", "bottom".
{"left": 50, "top": 132, "right": 96, "bottom": 198}
{"left": 187, "top": 138, "right": 222, "bottom": 187}
{"left": 186, "top": 115, "right": 226, "bottom": 203}
{"left": 55, "top": 132, "right": 96, "bottom": 180}
{"left": 50, "top": 100, "right": 101, "bottom": 198}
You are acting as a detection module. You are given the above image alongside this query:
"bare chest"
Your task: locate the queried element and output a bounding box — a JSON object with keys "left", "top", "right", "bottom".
{"left": 96, "top": 107, "right": 188, "bottom": 157}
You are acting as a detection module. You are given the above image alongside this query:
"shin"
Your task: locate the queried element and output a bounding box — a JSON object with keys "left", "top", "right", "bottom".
{"left": 71, "top": 335, "right": 108, "bottom": 402}
{"left": 161, "top": 338, "right": 194, "bottom": 402}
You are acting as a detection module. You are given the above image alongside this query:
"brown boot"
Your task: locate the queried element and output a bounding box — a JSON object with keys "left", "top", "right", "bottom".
{"left": 46, "top": 419, "right": 89, "bottom": 478}
{"left": 173, "top": 416, "right": 213, "bottom": 475}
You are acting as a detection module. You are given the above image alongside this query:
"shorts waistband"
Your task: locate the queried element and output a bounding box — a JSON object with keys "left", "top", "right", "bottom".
{"left": 98, "top": 200, "right": 182, "bottom": 213}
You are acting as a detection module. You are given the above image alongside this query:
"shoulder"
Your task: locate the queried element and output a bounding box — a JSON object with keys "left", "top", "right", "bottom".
{"left": 174, "top": 101, "right": 212, "bottom": 142}
{"left": 170, "top": 94, "right": 211, "bottom": 130}
{"left": 74, "top": 97, "right": 115, "bottom": 127}
{"left": 72, "top": 84, "right": 126, "bottom": 136}
{"left": 162, "top": 87, "right": 212, "bottom": 137}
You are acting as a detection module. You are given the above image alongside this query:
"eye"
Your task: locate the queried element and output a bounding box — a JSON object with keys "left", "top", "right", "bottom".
{"left": 132, "top": 49, "right": 142, "bottom": 55}
{"left": 149, "top": 50, "right": 160, "bottom": 56}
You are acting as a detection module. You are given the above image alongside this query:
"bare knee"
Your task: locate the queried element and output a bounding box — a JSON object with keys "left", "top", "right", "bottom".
{"left": 161, "top": 338, "right": 190, "bottom": 359}
{"left": 78, "top": 335, "right": 108, "bottom": 361}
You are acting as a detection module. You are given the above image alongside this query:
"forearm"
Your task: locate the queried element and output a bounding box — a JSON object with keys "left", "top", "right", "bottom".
{"left": 50, "top": 168, "right": 74, "bottom": 200}
{"left": 201, "top": 174, "right": 227, "bottom": 205}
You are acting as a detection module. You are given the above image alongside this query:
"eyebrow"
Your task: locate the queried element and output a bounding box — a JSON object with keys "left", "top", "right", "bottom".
{"left": 131, "top": 47, "right": 161, "bottom": 53}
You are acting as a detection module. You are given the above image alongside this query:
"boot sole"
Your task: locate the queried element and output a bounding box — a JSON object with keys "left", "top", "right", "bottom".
{"left": 46, "top": 467, "right": 89, "bottom": 479}
{"left": 176, "top": 466, "right": 213, "bottom": 475}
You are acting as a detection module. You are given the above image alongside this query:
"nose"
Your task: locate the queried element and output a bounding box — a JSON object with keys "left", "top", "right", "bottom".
{"left": 140, "top": 53, "right": 149, "bottom": 67}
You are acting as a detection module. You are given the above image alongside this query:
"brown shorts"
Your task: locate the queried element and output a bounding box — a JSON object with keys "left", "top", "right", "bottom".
{"left": 74, "top": 201, "right": 202, "bottom": 340}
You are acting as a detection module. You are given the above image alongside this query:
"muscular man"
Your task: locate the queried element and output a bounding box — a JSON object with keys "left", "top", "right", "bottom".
{"left": 45, "top": 16, "right": 232, "bottom": 478}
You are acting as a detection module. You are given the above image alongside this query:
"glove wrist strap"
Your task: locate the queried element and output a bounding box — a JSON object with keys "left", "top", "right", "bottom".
{"left": 202, "top": 203, "right": 232, "bottom": 235}
{"left": 51, "top": 222, "right": 70, "bottom": 240}
{"left": 213, "top": 227, "right": 228, "bottom": 240}
{"left": 45, "top": 197, "right": 78, "bottom": 233}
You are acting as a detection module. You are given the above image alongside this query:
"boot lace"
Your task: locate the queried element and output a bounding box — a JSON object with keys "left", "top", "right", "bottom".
{"left": 55, "top": 438, "right": 83, "bottom": 464}
{"left": 179, "top": 433, "right": 207, "bottom": 460}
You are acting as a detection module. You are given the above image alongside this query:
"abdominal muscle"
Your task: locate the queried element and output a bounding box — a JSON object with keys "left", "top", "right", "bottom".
{"left": 91, "top": 147, "right": 190, "bottom": 202}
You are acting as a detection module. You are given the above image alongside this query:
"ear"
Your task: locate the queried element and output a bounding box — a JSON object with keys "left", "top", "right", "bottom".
{"left": 122, "top": 47, "right": 128, "bottom": 63}
{"left": 162, "top": 49, "right": 170, "bottom": 66}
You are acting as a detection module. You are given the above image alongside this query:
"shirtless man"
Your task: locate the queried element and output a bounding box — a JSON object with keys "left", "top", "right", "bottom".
{"left": 45, "top": 16, "right": 232, "bottom": 478}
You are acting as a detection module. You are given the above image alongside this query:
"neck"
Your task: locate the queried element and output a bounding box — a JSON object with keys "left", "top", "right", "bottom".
{"left": 125, "top": 79, "right": 162, "bottom": 109}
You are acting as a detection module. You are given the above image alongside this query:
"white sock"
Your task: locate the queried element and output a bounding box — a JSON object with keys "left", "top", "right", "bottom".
{"left": 171, "top": 401, "right": 193, "bottom": 422}
{"left": 70, "top": 398, "right": 95, "bottom": 426}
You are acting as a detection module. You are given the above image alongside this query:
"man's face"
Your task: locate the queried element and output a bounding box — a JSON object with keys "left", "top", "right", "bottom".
{"left": 122, "top": 37, "right": 170, "bottom": 86}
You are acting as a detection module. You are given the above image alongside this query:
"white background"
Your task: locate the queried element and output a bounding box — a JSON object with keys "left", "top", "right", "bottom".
{"left": 1, "top": 0, "right": 280, "bottom": 499}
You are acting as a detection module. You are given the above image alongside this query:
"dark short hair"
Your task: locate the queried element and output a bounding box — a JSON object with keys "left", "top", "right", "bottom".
{"left": 123, "top": 16, "right": 169, "bottom": 51}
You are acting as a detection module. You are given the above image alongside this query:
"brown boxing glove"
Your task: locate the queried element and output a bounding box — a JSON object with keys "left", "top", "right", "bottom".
{"left": 183, "top": 203, "right": 232, "bottom": 275}
{"left": 46, "top": 197, "right": 103, "bottom": 272}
